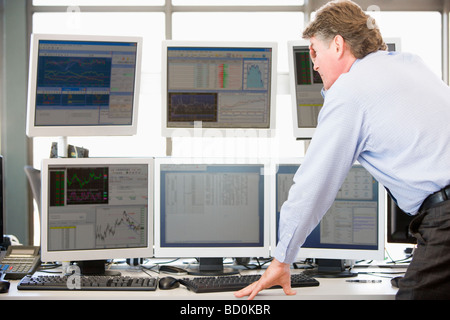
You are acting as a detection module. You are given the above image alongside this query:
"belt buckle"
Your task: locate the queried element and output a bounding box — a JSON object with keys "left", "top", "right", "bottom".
{"left": 444, "top": 186, "right": 450, "bottom": 200}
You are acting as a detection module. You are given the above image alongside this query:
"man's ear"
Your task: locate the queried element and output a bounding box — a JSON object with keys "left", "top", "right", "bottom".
{"left": 333, "top": 35, "right": 346, "bottom": 58}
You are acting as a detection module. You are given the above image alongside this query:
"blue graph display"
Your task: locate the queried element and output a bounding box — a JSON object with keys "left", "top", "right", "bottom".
{"left": 246, "top": 64, "right": 265, "bottom": 89}
{"left": 36, "top": 56, "right": 112, "bottom": 107}
{"left": 37, "top": 56, "right": 112, "bottom": 88}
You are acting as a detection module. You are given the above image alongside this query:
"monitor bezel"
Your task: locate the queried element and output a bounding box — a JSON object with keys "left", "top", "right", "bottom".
{"left": 271, "top": 158, "right": 386, "bottom": 261}
{"left": 40, "top": 157, "right": 154, "bottom": 263}
{"left": 161, "top": 40, "right": 278, "bottom": 138}
{"left": 154, "top": 157, "right": 271, "bottom": 258}
{"left": 26, "top": 33, "right": 143, "bottom": 137}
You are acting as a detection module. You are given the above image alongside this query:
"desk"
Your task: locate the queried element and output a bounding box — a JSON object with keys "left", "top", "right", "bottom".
{"left": 0, "top": 265, "right": 402, "bottom": 300}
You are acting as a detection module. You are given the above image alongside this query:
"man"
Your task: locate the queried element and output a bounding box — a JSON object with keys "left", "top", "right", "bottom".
{"left": 235, "top": 0, "right": 450, "bottom": 300}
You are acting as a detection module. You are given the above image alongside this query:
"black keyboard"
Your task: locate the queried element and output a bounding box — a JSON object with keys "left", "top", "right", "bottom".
{"left": 17, "top": 274, "right": 157, "bottom": 291}
{"left": 180, "top": 273, "right": 319, "bottom": 293}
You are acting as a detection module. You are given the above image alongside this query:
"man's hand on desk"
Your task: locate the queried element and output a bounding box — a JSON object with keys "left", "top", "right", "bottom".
{"left": 234, "top": 258, "right": 297, "bottom": 300}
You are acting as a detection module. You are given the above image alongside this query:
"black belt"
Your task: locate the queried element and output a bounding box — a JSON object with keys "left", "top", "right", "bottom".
{"left": 420, "top": 185, "right": 450, "bottom": 212}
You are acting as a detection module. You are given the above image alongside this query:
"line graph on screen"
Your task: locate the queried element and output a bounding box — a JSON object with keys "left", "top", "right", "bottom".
{"left": 95, "top": 207, "right": 146, "bottom": 247}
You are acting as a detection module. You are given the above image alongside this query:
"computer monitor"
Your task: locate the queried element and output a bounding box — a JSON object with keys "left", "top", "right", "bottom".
{"left": 40, "top": 158, "right": 153, "bottom": 275}
{"left": 288, "top": 38, "right": 401, "bottom": 139}
{"left": 154, "top": 158, "right": 270, "bottom": 275}
{"left": 387, "top": 196, "right": 416, "bottom": 244}
{"left": 272, "top": 158, "right": 385, "bottom": 277}
{"left": 161, "top": 41, "right": 277, "bottom": 137}
{"left": 26, "top": 34, "right": 142, "bottom": 138}
{"left": 288, "top": 40, "right": 323, "bottom": 140}
{"left": 385, "top": 38, "right": 401, "bottom": 53}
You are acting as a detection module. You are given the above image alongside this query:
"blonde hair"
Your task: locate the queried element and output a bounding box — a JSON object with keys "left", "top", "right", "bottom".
{"left": 302, "top": 0, "right": 387, "bottom": 59}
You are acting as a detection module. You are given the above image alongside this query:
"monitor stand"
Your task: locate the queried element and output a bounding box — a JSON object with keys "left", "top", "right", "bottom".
{"left": 74, "top": 260, "right": 121, "bottom": 277}
{"left": 187, "top": 258, "right": 239, "bottom": 276}
{"left": 304, "top": 259, "right": 357, "bottom": 278}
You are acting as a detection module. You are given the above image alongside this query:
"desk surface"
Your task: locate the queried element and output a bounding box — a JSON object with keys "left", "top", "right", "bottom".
{"left": 1, "top": 263, "right": 403, "bottom": 301}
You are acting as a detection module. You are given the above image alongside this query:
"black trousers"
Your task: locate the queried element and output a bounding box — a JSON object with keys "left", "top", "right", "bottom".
{"left": 396, "top": 200, "right": 450, "bottom": 300}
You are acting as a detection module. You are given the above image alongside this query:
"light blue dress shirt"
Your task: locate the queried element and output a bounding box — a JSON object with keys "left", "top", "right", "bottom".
{"left": 274, "top": 50, "right": 450, "bottom": 264}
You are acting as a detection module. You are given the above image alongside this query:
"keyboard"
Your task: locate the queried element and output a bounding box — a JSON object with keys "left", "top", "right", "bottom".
{"left": 17, "top": 274, "right": 157, "bottom": 291}
{"left": 179, "top": 273, "right": 319, "bottom": 293}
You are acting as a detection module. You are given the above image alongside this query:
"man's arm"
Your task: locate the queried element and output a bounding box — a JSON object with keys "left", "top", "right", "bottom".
{"left": 235, "top": 76, "right": 367, "bottom": 299}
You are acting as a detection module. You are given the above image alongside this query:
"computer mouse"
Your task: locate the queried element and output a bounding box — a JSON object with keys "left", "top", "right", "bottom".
{"left": 0, "top": 280, "right": 10, "bottom": 294}
{"left": 159, "top": 276, "right": 180, "bottom": 290}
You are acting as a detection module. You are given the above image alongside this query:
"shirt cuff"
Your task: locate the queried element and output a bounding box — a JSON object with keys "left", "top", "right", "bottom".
{"left": 273, "top": 225, "right": 301, "bottom": 264}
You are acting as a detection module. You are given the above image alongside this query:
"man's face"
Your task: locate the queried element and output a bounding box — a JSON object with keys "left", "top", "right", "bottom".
{"left": 309, "top": 36, "right": 344, "bottom": 91}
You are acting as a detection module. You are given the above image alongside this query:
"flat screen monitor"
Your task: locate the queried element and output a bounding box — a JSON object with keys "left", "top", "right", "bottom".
{"left": 385, "top": 38, "right": 401, "bottom": 53}
{"left": 288, "top": 38, "right": 401, "bottom": 139}
{"left": 40, "top": 158, "right": 153, "bottom": 275}
{"left": 288, "top": 40, "right": 324, "bottom": 140}
{"left": 387, "top": 196, "right": 416, "bottom": 244}
{"left": 272, "top": 159, "right": 385, "bottom": 276}
{"left": 161, "top": 41, "right": 277, "bottom": 137}
{"left": 26, "top": 34, "right": 142, "bottom": 137}
{"left": 154, "top": 158, "right": 270, "bottom": 275}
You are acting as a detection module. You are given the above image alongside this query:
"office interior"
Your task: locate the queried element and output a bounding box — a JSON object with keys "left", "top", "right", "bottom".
{"left": 0, "top": 0, "right": 449, "bottom": 299}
